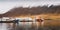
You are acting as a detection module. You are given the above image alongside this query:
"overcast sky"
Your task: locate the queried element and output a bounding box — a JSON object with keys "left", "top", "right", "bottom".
{"left": 0, "top": 0, "right": 60, "bottom": 14}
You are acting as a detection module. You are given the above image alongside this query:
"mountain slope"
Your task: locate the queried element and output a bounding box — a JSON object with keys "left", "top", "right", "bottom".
{"left": 3, "top": 5, "right": 60, "bottom": 17}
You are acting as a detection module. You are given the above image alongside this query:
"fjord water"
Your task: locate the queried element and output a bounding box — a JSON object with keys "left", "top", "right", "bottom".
{"left": 0, "top": 20, "right": 60, "bottom": 30}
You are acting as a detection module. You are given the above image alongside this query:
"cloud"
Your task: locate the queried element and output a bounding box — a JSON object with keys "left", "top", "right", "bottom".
{"left": 0, "top": 0, "right": 60, "bottom": 14}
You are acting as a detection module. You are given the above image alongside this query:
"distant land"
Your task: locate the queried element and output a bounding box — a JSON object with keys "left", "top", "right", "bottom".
{"left": 0, "top": 5, "right": 60, "bottom": 20}
{"left": 0, "top": 5, "right": 60, "bottom": 18}
{"left": 2, "top": 5, "right": 60, "bottom": 17}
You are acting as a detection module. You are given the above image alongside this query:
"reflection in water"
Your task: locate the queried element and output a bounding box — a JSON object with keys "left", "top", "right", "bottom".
{"left": 0, "top": 20, "right": 60, "bottom": 30}
{"left": 0, "top": 22, "right": 43, "bottom": 30}
{"left": 0, "top": 23, "right": 9, "bottom": 30}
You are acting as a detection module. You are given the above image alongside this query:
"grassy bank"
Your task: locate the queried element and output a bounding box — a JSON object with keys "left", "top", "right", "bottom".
{"left": 16, "top": 14, "right": 60, "bottom": 20}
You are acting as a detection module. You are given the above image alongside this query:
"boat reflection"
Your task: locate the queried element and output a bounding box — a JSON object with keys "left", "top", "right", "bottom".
{"left": 0, "top": 21, "right": 44, "bottom": 30}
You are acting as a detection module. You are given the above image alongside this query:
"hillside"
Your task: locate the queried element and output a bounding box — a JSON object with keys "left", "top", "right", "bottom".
{"left": 3, "top": 5, "right": 60, "bottom": 17}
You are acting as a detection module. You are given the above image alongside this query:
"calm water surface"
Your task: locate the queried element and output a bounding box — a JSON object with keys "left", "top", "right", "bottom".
{"left": 0, "top": 20, "right": 60, "bottom": 30}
